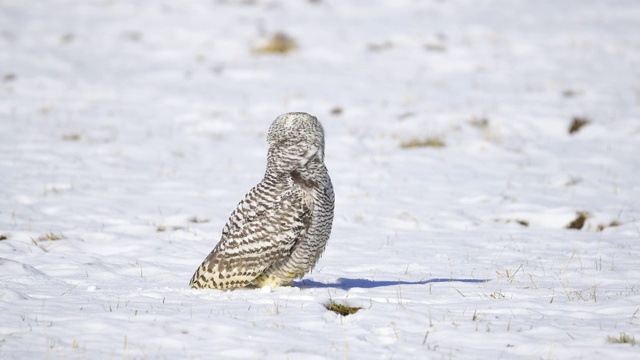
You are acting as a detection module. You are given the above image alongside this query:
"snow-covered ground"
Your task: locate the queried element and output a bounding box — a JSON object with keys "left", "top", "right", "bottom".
{"left": 1, "top": 0, "right": 639, "bottom": 358}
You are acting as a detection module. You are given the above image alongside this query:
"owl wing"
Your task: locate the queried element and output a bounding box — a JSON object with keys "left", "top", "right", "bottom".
{"left": 189, "top": 183, "right": 313, "bottom": 289}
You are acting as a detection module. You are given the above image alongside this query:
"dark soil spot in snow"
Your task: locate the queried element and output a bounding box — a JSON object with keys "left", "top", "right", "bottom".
{"left": 495, "top": 219, "right": 529, "bottom": 227}
{"left": 468, "top": 117, "right": 490, "bottom": 129}
{"left": 565, "top": 177, "right": 582, "bottom": 186}
{"left": 60, "top": 33, "right": 75, "bottom": 45}
{"left": 566, "top": 212, "right": 590, "bottom": 230}
{"left": 597, "top": 220, "right": 621, "bottom": 232}
{"left": 562, "top": 89, "right": 583, "bottom": 98}
{"left": 367, "top": 41, "right": 393, "bottom": 52}
{"left": 62, "top": 133, "right": 81, "bottom": 141}
{"left": 568, "top": 117, "right": 591, "bottom": 135}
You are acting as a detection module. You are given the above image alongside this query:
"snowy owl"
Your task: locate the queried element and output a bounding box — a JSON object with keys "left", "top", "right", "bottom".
{"left": 189, "top": 112, "right": 335, "bottom": 289}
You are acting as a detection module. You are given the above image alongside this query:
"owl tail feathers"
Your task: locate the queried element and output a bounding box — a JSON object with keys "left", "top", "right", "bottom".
{"left": 189, "top": 270, "right": 300, "bottom": 290}
{"left": 188, "top": 265, "right": 258, "bottom": 290}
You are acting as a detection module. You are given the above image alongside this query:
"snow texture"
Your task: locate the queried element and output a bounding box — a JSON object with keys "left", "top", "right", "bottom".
{"left": 1, "top": 0, "right": 639, "bottom": 359}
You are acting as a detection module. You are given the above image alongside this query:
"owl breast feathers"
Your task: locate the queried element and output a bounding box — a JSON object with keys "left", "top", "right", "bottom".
{"left": 189, "top": 112, "right": 335, "bottom": 289}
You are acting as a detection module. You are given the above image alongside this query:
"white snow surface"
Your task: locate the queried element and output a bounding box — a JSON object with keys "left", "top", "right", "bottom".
{"left": 1, "top": 0, "right": 640, "bottom": 359}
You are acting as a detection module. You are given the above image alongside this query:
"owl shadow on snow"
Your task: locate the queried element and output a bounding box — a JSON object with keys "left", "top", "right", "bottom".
{"left": 295, "top": 277, "right": 488, "bottom": 290}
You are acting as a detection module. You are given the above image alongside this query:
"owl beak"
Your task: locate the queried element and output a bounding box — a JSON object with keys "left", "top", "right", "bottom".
{"left": 300, "top": 145, "right": 320, "bottom": 167}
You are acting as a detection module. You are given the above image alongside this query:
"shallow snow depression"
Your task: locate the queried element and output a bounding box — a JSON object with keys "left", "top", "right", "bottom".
{"left": 1, "top": 0, "right": 639, "bottom": 359}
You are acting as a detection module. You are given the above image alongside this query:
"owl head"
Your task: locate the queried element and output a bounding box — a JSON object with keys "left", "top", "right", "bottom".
{"left": 266, "top": 112, "right": 326, "bottom": 173}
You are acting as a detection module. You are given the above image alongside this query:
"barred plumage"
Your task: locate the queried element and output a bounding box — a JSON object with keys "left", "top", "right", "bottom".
{"left": 189, "top": 112, "right": 335, "bottom": 289}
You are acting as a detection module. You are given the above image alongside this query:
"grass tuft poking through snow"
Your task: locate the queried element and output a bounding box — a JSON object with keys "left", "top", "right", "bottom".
{"left": 326, "top": 301, "right": 361, "bottom": 316}
{"left": 400, "top": 136, "right": 446, "bottom": 149}
{"left": 254, "top": 32, "right": 297, "bottom": 54}
{"left": 607, "top": 333, "right": 637, "bottom": 345}
{"left": 38, "top": 232, "right": 64, "bottom": 241}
